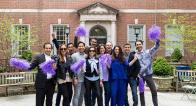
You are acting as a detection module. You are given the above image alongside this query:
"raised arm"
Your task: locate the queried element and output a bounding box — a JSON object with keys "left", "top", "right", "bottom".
{"left": 149, "top": 39, "right": 160, "bottom": 56}
{"left": 52, "top": 33, "right": 59, "bottom": 49}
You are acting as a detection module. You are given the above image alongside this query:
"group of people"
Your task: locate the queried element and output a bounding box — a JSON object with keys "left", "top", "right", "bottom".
{"left": 28, "top": 33, "right": 160, "bottom": 106}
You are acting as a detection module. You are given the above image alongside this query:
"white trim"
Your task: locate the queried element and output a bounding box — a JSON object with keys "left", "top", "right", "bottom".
{"left": 80, "top": 15, "right": 116, "bottom": 21}
{"left": 111, "top": 21, "right": 116, "bottom": 46}
{"left": 1, "top": 9, "right": 196, "bottom": 13}
{"left": 12, "top": 24, "right": 30, "bottom": 56}
{"left": 79, "top": 21, "right": 87, "bottom": 44}
{"left": 0, "top": 9, "right": 76, "bottom": 13}
{"left": 50, "top": 24, "right": 69, "bottom": 55}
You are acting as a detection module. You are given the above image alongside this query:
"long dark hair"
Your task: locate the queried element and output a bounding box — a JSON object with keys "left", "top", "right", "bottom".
{"left": 97, "top": 44, "right": 106, "bottom": 55}
{"left": 112, "top": 45, "right": 125, "bottom": 63}
{"left": 58, "top": 44, "right": 67, "bottom": 63}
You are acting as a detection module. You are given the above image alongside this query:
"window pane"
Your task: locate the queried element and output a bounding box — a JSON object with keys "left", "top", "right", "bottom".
{"left": 165, "top": 25, "right": 184, "bottom": 56}
{"left": 13, "top": 25, "right": 29, "bottom": 56}
{"left": 53, "top": 25, "right": 67, "bottom": 44}
{"left": 127, "top": 25, "right": 143, "bottom": 51}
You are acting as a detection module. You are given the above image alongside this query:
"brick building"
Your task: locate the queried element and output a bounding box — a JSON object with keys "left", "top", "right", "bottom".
{"left": 0, "top": 0, "right": 196, "bottom": 61}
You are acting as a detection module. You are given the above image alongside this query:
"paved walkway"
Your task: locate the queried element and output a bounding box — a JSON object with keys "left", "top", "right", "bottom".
{"left": 0, "top": 90, "right": 196, "bottom": 106}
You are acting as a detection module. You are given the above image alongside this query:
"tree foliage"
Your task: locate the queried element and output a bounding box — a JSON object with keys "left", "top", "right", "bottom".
{"left": 0, "top": 16, "right": 38, "bottom": 71}
{"left": 163, "top": 13, "right": 196, "bottom": 53}
{"left": 171, "top": 48, "right": 183, "bottom": 62}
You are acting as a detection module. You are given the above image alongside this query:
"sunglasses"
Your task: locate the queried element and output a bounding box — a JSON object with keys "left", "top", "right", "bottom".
{"left": 60, "top": 48, "right": 66, "bottom": 50}
{"left": 89, "top": 50, "right": 95, "bottom": 52}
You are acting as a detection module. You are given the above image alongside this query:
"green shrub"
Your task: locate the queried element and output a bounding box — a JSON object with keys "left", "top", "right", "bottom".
{"left": 0, "top": 66, "right": 6, "bottom": 73}
{"left": 171, "top": 48, "right": 182, "bottom": 62}
{"left": 153, "top": 57, "right": 174, "bottom": 76}
{"left": 191, "top": 61, "right": 196, "bottom": 71}
{"left": 21, "top": 50, "right": 32, "bottom": 62}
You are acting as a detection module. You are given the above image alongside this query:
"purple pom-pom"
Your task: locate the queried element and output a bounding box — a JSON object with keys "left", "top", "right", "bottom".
{"left": 106, "top": 54, "right": 112, "bottom": 65}
{"left": 75, "top": 25, "right": 87, "bottom": 37}
{"left": 39, "top": 60, "right": 56, "bottom": 76}
{"left": 10, "top": 58, "right": 30, "bottom": 70}
{"left": 99, "top": 54, "right": 112, "bottom": 71}
{"left": 139, "top": 77, "right": 145, "bottom": 93}
{"left": 148, "top": 25, "right": 161, "bottom": 40}
{"left": 71, "top": 59, "right": 85, "bottom": 73}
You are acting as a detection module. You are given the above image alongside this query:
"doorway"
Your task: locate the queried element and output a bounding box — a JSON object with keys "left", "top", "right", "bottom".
{"left": 89, "top": 25, "right": 107, "bottom": 45}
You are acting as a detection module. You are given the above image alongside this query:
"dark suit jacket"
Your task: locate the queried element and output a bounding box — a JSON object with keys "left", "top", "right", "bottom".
{"left": 29, "top": 53, "right": 57, "bottom": 89}
{"left": 127, "top": 51, "right": 141, "bottom": 78}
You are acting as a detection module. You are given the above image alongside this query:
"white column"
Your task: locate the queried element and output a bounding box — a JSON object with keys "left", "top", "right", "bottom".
{"left": 80, "top": 21, "right": 86, "bottom": 43}
{"left": 111, "top": 21, "right": 116, "bottom": 46}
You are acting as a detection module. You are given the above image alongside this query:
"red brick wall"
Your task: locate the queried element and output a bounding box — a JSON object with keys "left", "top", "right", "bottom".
{"left": 0, "top": 0, "right": 196, "bottom": 9}
{"left": 0, "top": 0, "right": 196, "bottom": 61}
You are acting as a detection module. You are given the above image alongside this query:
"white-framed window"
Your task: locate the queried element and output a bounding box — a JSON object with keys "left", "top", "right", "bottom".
{"left": 165, "top": 25, "right": 184, "bottom": 56}
{"left": 12, "top": 24, "right": 30, "bottom": 56}
{"left": 50, "top": 24, "right": 69, "bottom": 55}
{"left": 127, "top": 24, "right": 146, "bottom": 51}
{"left": 52, "top": 24, "right": 69, "bottom": 44}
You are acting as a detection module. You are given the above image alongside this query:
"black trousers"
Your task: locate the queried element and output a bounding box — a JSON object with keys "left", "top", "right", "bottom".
{"left": 84, "top": 78, "right": 103, "bottom": 106}
{"left": 140, "top": 75, "right": 158, "bottom": 106}
{"left": 36, "top": 80, "right": 55, "bottom": 106}
{"left": 91, "top": 86, "right": 103, "bottom": 106}
{"left": 56, "top": 82, "right": 73, "bottom": 106}
{"left": 62, "top": 82, "right": 73, "bottom": 106}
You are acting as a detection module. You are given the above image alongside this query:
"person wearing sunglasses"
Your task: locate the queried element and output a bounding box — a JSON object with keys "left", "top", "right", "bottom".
{"left": 52, "top": 33, "right": 76, "bottom": 56}
{"left": 55, "top": 44, "right": 74, "bottom": 106}
{"left": 84, "top": 47, "right": 103, "bottom": 106}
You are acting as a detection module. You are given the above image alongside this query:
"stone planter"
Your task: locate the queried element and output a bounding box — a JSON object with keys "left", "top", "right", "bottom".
{"left": 153, "top": 76, "right": 174, "bottom": 91}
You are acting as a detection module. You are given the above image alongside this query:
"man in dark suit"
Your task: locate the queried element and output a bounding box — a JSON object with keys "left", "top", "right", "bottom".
{"left": 29, "top": 42, "right": 57, "bottom": 106}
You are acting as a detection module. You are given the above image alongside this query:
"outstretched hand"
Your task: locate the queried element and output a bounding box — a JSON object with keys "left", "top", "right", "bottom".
{"left": 52, "top": 33, "right": 56, "bottom": 39}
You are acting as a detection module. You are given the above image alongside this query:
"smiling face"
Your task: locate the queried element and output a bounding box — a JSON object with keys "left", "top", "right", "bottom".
{"left": 78, "top": 42, "right": 85, "bottom": 53}
{"left": 135, "top": 41, "right": 143, "bottom": 52}
{"left": 114, "top": 46, "right": 120, "bottom": 56}
{"left": 88, "top": 47, "right": 96, "bottom": 58}
{"left": 90, "top": 38, "right": 97, "bottom": 47}
{"left": 99, "top": 45, "right": 106, "bottom": 54}
{"left": 106, "top": 42, "right": 113, "bottom": 52}
{"left": 60, "top": 44, "right": 67, "bottom": 55}
{"left": 67, "top": 43, "right": 74, "bottom": 53}
{"left": 123, "top": 44, "right": 131, "bottom": 54}
{"left": 44, "top": 44, "right": 52, "bottom": 56}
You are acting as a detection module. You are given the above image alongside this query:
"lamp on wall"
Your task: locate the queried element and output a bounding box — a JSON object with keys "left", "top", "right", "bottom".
{"left": 65, "top": 26, "right": 70, "bottom": 45}
{"left": 134, "top": 28, "right": 140, "bottom": 41}
{"left": 58, "top": 18, "right": 61, "bottom": 24}
{"left": 172, "top": 19, "right": 176, "bottom": 25}
{"left": 134, "top": 19, "right": 138, "bottom": 24}
{"left": 19, "top": 18, "right": 23, "bottom": 24}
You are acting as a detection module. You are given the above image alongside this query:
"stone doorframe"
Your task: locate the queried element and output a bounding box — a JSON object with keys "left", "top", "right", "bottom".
{"left": 77, "top": 2, "right": 118, "bottom": 46}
